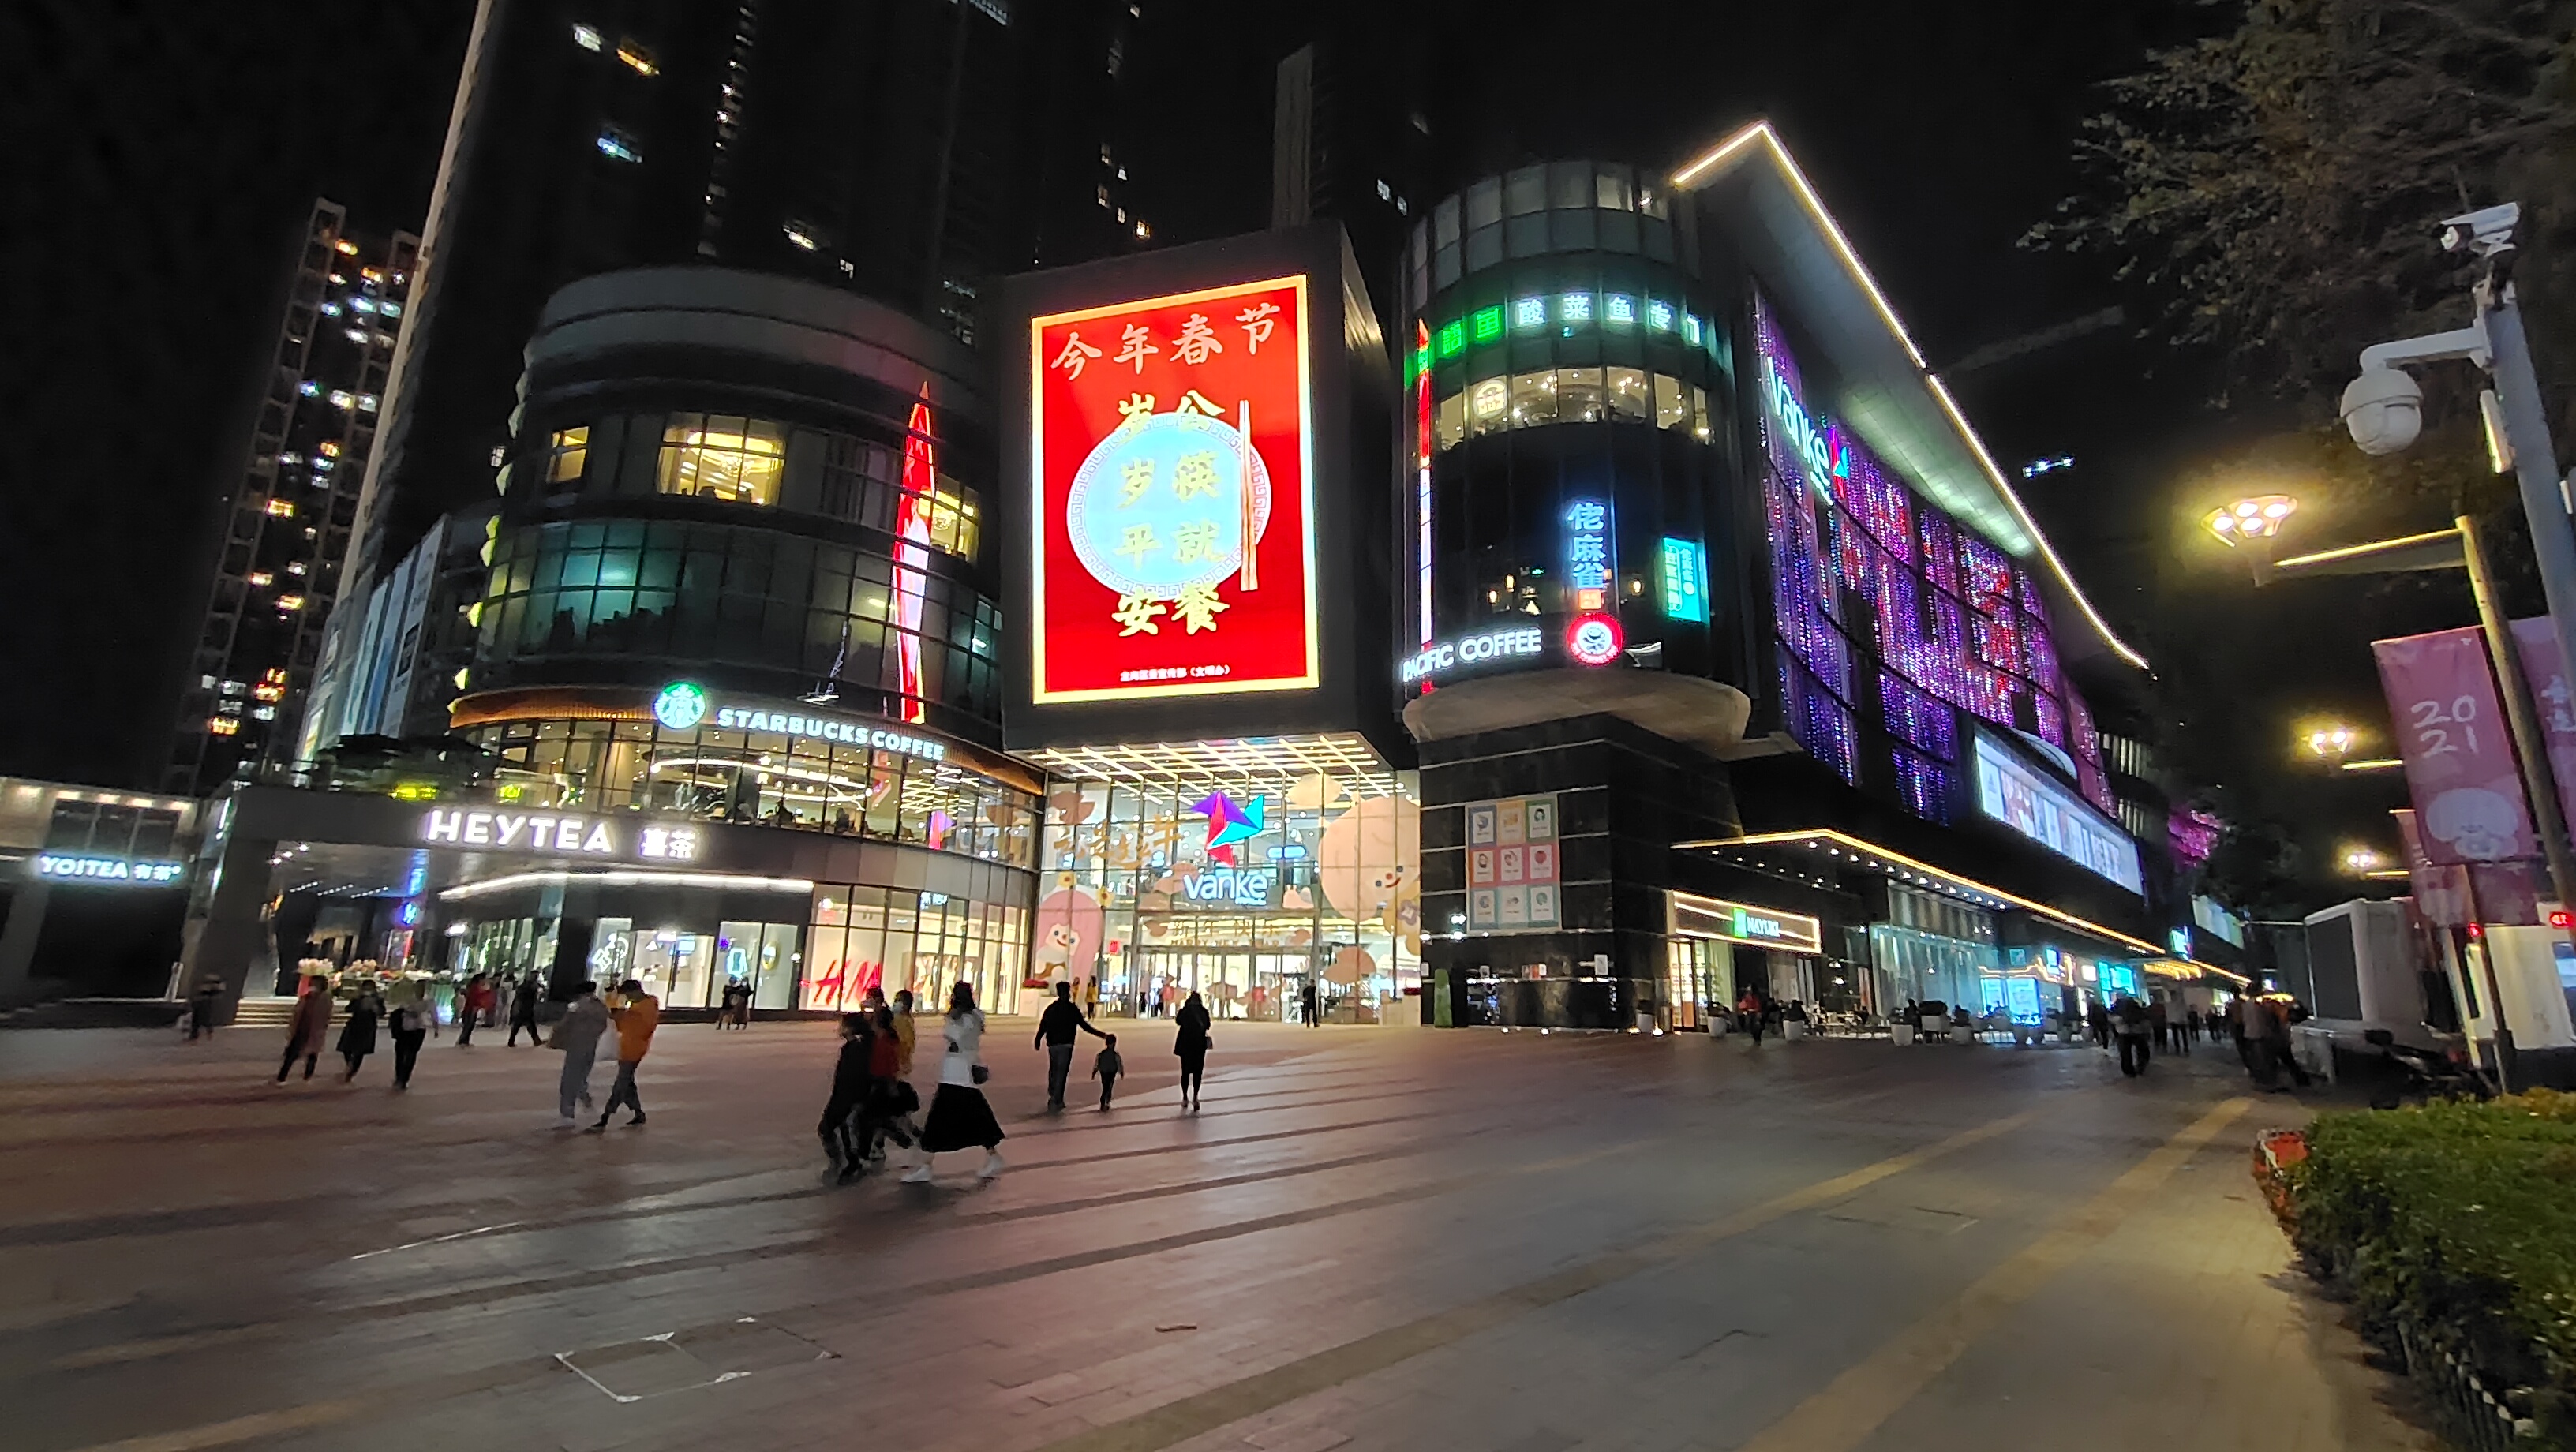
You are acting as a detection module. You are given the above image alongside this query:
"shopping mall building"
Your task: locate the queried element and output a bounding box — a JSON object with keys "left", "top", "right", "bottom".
{"left": 177, "top": 125, "right": 2218, "bottom": 1027}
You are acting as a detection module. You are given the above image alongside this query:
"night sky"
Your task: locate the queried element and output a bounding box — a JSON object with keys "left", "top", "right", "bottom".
{"left": 0, "top": 0, "right": 2449, "bottom": 881}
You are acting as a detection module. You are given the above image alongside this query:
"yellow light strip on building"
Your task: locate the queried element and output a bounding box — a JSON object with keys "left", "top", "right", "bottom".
{"left": 1687, "top": 827, "right": 2163, "bottom": 956}
{"left": 1023, "top": 732, "right": 1398, "bottom": 790}
{"left": 440, "top": 870, "right": 815, "bottom": 901}
{"left": 1667, "top": 121, "right": 2150, "bottom": 672}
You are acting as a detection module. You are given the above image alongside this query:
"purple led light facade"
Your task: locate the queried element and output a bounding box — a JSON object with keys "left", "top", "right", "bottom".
{"left": 1755, "top": 294, "right": 2119, "bottom": 824}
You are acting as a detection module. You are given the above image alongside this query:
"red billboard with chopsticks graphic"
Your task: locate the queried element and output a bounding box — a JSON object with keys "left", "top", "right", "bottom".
{"left": 1028, "top": 275, "right": 1318, "bottom": 703}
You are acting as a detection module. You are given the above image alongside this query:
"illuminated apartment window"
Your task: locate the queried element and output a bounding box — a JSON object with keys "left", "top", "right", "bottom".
{"left": 264, "top": 498, "right": 296, "bottom": 518}
{"left": 615, "top": 40, "right": 658, "bottom": 75}
{"left": 597, "top": 127, "right": 642, "bottom": 163}
{"left": 572, "top": 23, "right": 603, "bottom": 51}
{"left": 657, "top": 414, "right": 784, "bottom": 506}
{"left": 546, "top": 425, "right": 589, "bottom": 484}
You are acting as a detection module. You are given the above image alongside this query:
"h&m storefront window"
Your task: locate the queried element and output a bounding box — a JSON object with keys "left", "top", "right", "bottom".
{"left": 802, "top": 885, "right": 1029, "bottom": 1018}
{"left": 1034, "top": 760, "right": 1421, "bottom": 1024}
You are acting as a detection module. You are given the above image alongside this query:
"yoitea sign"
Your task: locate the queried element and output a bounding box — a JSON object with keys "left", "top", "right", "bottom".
{"left": 1398, "top": 625, "right": 1544, "bottom": 684}
{"left": 32, "top": 854, "right": 185, "bottom": 885}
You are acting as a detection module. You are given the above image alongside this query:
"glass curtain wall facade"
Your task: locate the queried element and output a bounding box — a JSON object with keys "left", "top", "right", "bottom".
{"left": 460, "top": 716, "right": 1037, "bottom": 863}
{"left": 1038, "top": 771, "right": 1421, "bottom": 1023}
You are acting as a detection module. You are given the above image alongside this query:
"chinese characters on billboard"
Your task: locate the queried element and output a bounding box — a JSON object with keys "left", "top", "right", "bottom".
{"left": 1029, "top": 276, "right": 1318, "bottom": 703}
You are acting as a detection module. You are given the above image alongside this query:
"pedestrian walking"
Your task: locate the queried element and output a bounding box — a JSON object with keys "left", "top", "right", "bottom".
{"left": 1174, "top": 990, "right": 1212, "bottom": 1109}
{"left": 275, "top": 975, "right": 332, "bottom": 1082}
{"left": 1033, "top": 981, "right": 1107, "bottom": 1110}
{"left": 549, "top": 981, "right": 610, "bottom": 1125}
{"left": 818, "top": 1012, "right": 874, "bottom": 1178}
{"left": 903, "top": 981, "right": 1005, "bottom": 1183}
{"left": 1737, "top": 988, "right": 1765, "bottom": 1046}
{"left": 891, "top": 989, "right": 919, "bottom": 1075}
{"left": 1093, "top": 1033, "right": 1124, "bottom": 1110}
{"left": 2256, "top": 996, "right": 2312, "bottom": 1090}
{"left": 187, "top": 972, "right": 223, "bottom": 1041}
{"left": 506, "top": 974, "right": 544, "bottom": 1046}
{"left": 869, "top": 1003, "right": 917, "bottom": 1164}
{"left": 2112, "top": 994, "right": 2151, "bottom": 1076}
{"left": 2086, "top": 1001, "right": 2110, "bottom": 1049}
{"left": 456, "top": 973, "right": 493, "bottom": 1046}
{"left": 2148, "top": 996, "right": 2170, "bottom": 1053}
{"left": 388, "top": 995, "right": 429, "bottom": 1089}
{"left": 2185, "top": 1006, "right": 2203, "bottom": 1046}
{"left": 719, "top": 979, "right": 751, "bottom": 1029}
{"left": 336, "top": 982, "right": 384, "bottom": 1082}
{"left": 1300, "top": 979, "right": 1320, "bottom": 1027}
{"left": 590, "top": 979, "right": 659, "bottom": 1130}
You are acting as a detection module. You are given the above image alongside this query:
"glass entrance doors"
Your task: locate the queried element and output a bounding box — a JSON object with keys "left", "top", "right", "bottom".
{"left": 1129, "top": 949, "right": 1307, "bottom": 1021}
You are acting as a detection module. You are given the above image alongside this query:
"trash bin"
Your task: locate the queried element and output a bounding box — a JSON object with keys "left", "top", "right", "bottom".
{"left": 1889, "top": 1023, "right": 1915, "bottom": 1046}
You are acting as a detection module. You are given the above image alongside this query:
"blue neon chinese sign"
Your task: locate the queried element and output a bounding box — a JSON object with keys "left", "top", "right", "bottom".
{"left": 1658, "top": 537, "right": 1707, "bottom": 622}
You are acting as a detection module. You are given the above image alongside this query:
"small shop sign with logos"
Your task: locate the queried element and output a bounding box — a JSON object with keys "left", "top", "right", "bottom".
{"left": 30, "top": 853, "right": 185, "bottom": 885}
{"left": 652, "top": 680, "right": 950, "bottom": 762}
{"left": 1672, "top": 891, "right": 1822, "bottom": 952}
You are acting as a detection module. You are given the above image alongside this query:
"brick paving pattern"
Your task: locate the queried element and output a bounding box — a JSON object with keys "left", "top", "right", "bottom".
{"left": 0, "top": 1020, "right": 2432, "bottom": 1451}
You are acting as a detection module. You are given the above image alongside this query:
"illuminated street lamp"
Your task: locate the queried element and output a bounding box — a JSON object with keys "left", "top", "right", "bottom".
{"left": 2203, "top": 495, "right": 2298, "bottom": 582}
{"left": 2341, "top": 846, "right": 2387, "bottom": 875}
{"left": 2302, "top": 724, "right": 2358, "bottom": 762}
{"left": 2203, "top": 494, "right": 2299, "bottom": 546}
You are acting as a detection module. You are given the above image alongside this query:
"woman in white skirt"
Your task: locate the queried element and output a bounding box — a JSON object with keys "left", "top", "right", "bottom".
{"left": 903, "top": 981, "right": 1005, "bottom": 1182}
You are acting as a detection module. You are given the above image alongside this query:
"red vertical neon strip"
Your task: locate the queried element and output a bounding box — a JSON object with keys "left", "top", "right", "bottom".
{"left": 895, "top": 395, "right": 936, "bottom": 724}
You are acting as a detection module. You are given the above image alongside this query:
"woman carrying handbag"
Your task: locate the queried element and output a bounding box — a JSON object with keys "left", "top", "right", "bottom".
{"left": 902, "top": 982, "right": 1006, "bottom": 1183}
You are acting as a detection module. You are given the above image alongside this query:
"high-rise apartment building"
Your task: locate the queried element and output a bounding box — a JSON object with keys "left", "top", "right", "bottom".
{"left": 1270, "top": 30, "right": 1429, "bottom": 322}
{"left": 166, "top": 200, "right": 416, "bottom": 796}
{"left": 306, "top": 0, "right": 1033, "bottom": 754}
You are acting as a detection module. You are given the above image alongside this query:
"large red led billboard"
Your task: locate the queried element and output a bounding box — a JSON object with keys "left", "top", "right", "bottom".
{"left": 1028, "top": 275, "right": 1319, "bottom": 704}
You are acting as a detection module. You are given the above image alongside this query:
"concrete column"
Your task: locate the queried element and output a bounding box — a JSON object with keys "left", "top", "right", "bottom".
{"left": 178, "top": 830, "right": 278, "bottom": 1025}
{"left": 0, "top": 881, "right": 51, "bottom": 1009}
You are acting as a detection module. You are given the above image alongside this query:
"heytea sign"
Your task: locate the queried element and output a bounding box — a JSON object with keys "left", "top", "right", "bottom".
{"left": 1399, "top": 625, "right": 1544, "bottom": 684}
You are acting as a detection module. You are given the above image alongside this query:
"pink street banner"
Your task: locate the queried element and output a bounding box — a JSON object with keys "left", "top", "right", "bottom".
{"left": 2372, "top": 626, "right": 2535, "bottom": 865}
{"left": 2509, "top": 616, "right": 2576, "bottom": 840}
{"left": 2394, "top": 807, "right": 2544, "bottom": 926}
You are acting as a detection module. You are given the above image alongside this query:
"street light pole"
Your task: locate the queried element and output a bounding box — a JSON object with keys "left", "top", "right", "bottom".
{"left": 2456, "top": 510, "right": 2563, "bottom": 1083}
{"left": 2477, "top": 271, "right": 2576, "bottom": 728}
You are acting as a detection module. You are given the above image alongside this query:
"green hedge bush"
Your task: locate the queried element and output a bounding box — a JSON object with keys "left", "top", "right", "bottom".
{"left": 2286, "top": 1090, "right": 2576, "bottom": 1443}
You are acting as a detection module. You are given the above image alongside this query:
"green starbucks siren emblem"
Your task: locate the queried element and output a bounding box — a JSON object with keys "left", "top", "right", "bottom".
{"left": 653, "top": 681, "right": 708, "bottom": 732}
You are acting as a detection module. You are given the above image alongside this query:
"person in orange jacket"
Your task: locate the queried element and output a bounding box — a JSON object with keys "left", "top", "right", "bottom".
{"left": 589, "top": 979, "right": 661, "bottom": 1130}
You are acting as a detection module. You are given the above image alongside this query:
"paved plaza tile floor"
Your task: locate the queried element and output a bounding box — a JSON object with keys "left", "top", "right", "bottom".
{"left": 0, "top": 1018, "right": 2434, "bottom": 1452}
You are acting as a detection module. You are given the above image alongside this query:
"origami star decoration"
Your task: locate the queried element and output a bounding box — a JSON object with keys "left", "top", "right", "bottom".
{"left": 1189, "top": 791, "right": 1266, "bottom": 866}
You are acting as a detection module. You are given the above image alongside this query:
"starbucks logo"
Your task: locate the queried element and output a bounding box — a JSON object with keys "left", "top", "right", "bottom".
{"left": 653, "top": 681, "right": 708, "bottom": 731}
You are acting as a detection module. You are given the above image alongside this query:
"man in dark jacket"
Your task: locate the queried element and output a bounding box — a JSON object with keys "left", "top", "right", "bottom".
{"left": 1034, "top": 982, "right": 1107, "bottom": 1110}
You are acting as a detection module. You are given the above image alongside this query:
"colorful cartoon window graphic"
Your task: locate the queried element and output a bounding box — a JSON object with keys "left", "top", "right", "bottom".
{"left": 1029, "top": 275, "right": 1320, "bottom": 702}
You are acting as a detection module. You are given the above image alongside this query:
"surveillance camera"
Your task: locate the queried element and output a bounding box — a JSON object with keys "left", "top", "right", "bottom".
{"left": 2341, "top": 365, "right": 2423, "bottom": 456}
{"left": 2440, "top": 202, "right": 2521, "bottom": 256}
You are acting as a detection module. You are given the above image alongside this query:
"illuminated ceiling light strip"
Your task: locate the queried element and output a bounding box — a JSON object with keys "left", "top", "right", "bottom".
{"left": 1687, "top": 828, "right": 2162, "bottom": 956}
{"left": 2271, "top": 528, "right": 2462, "bottom": 571}
{"left": 1668, "top": 121, "right": 2149, "bottom": 673}
{"left": 2342, "top": 758, "right": 2405, "bottom": 773}
{"left": 440, "top": 870, "right": 815, "bottom": 902}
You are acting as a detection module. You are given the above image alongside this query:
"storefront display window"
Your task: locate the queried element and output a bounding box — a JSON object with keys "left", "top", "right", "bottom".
{"left": 468, "top": 716, "right": 1039, "bottom": 868}
{"left": 1037, "top": 769, "right": 1422, "bottom": 1023}
{"left": 800, "top": 884, "right": 1028, "bottom": 1016}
